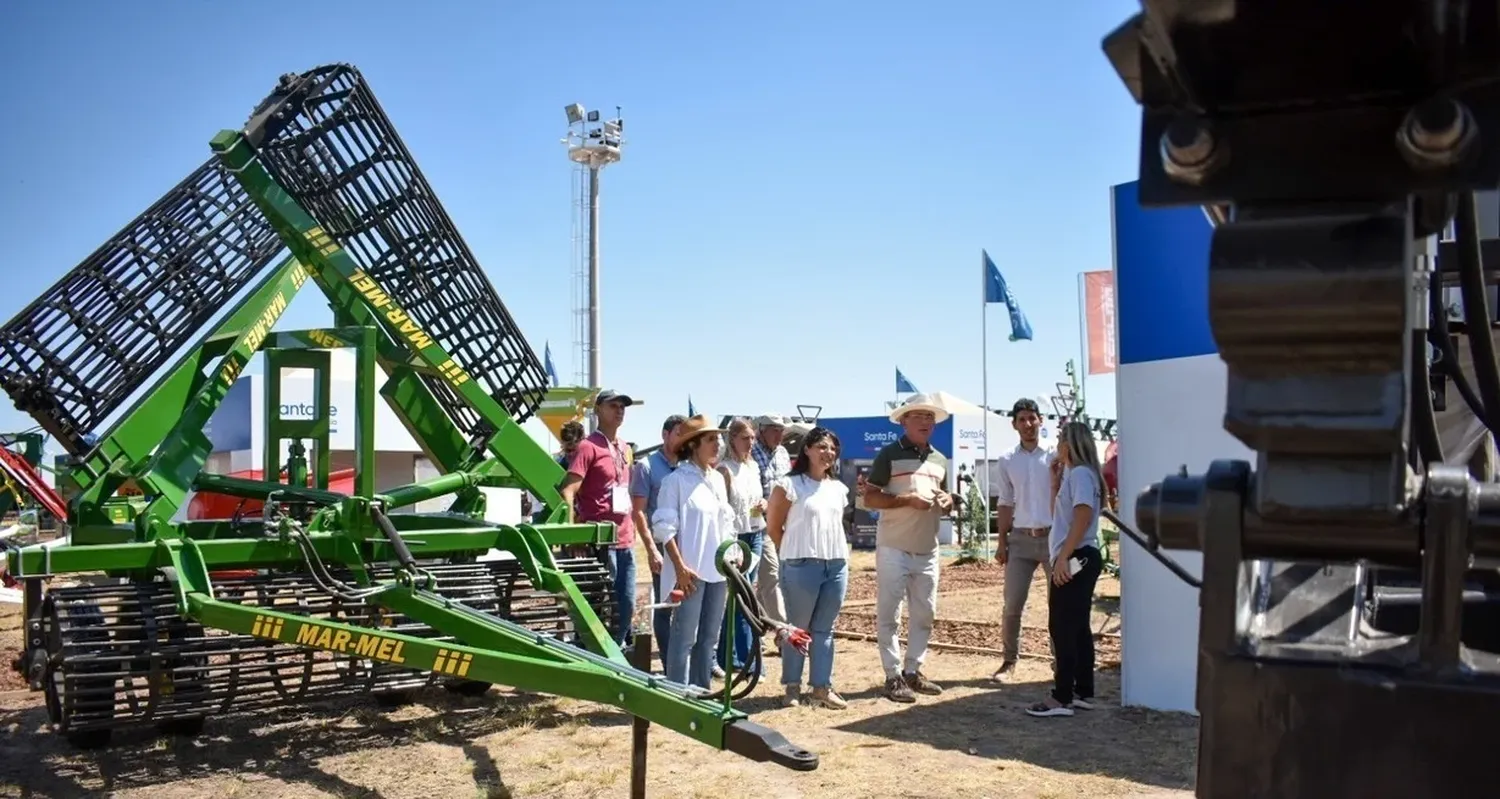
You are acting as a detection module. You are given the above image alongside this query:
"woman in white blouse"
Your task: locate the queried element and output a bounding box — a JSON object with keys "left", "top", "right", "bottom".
{"left": 765, "top": 426, "right": 850, "bottom": 709}
{"left": 651, "top": 415, "right": 735, "bottom": 690}
{"left": 715, "top": 417, "right": 766, "bottom": 677}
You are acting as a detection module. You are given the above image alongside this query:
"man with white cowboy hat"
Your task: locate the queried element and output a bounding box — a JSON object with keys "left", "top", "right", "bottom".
{"left": 858, "top": 393, "right": 953, "bottom": 703}
{"left": 751, "top": 414, "right": 793, "bottom": 634}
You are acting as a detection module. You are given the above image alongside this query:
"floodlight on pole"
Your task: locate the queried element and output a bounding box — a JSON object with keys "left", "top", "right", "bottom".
{"left": 563, "top": 102, "right": 625, "bottom": 422}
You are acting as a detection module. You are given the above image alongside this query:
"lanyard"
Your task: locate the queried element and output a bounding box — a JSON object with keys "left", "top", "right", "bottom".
{"left": 602, "top": 436, "right": 627, "bottom": 482}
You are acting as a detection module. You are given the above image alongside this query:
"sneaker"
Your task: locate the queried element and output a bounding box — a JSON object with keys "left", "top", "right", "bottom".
{"left": 810, "top": 687, "right": 847, "bottom": 710}
{"left": 884, "top": 676, "right": 916, "bottom": 703}
{"left": 712, "top": 664, "right": 726, "bottom": 679}
{"left": 1071, "top": 698, "right": 1095, "bottom": 710}
{"left": 782, "top": 685, "right": 801, "bottom": 707}
{"left": 1025, "top": 701, "right": 1075, "bottom": 718}
{"left": 903, "top": 671, "right": 943, "bottom": 696}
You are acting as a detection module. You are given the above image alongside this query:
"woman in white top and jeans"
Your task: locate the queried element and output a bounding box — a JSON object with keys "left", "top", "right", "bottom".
{"left": 766, "top": 426, "right": 850, "bottom": 709}
{"left": 716, "top": 417, "right": 766, "bottom": 676}
{"left": 652, "top": 415, "right": 735, "bottom": 690}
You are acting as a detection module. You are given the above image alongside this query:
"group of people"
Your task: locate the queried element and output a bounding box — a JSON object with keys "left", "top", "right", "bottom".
{"left": 987, "top": 398, "right": 1108, "bottom": 718}
{"left": 551, "top": 389, "right": 1107, "bottom": 719}
{"left": 553, "top": 391, "right": 853, "bottom": 707}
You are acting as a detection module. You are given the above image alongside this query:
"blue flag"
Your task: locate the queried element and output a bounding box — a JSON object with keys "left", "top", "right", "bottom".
{"left": 543, "top": 343, "right": 559, "bottom": 386}
{"left": 983, "top": 250, "right": 1034, "bottom": 341}
{"left": 688, "top": 395, "right": 697, "bottom": 416}
{"left": 896, "top": 368, "right": 918, "bottom": 394}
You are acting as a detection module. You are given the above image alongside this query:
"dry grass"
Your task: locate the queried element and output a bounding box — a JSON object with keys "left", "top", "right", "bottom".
{"left": 0, "top": 548, "right": 1196, "bottom": 799}
{"left": 0, "top": 644, "right": 1196, "bottom": 799}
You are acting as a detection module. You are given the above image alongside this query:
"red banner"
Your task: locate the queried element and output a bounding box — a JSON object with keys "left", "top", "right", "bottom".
{"left": 1083, "top": 270, "right": 1117, "bottom": 375}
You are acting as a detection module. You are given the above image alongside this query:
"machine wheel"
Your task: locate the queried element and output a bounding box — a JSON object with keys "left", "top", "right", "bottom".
{"left": 42, "top": 596, "right": 117, "bottom": 750}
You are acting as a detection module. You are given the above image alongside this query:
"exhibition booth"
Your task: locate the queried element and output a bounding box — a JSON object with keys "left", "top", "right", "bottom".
{"left": 1112, "top": 180, "right": 1251, "bottom": 714}
{"left": 199, "top": 350, "right": 521, "bottom": 519}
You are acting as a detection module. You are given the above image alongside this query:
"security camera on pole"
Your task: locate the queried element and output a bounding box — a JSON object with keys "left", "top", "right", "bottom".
{"left": 562, "top": 103, "right": 625, "bottom": 431}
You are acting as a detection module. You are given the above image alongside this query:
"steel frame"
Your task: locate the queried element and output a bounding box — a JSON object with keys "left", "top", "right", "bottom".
{"left": 1104, "top": 3, "right": 1500, "bottom": 797}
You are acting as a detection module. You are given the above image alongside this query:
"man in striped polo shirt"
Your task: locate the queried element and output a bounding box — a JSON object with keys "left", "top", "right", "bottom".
{"left": 858, "top": 394, "right": 953, "bottom": 703}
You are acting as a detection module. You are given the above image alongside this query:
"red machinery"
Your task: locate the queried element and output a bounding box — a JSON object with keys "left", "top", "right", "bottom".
{"left": 0, "top": 446, "right": 66, "bottom": 521}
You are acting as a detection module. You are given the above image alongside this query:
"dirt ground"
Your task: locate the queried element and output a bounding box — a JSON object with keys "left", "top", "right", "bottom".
{"left": 0, "top": 547, "right": 1196, "bottom": 799}
{"left": 836, "top": 548, "right": 1122, "bottom": 658}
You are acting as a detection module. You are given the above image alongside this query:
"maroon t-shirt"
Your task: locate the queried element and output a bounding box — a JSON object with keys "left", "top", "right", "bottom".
{"left": 567, "top": 431, "right": 635, "bottom": 549}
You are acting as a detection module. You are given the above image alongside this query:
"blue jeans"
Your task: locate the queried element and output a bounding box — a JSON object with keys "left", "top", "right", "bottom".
{"left": 607, "top": 547, "right": 636, "bottom": 648}
{"left": 666, "top": 578, "right": 728, "bottom": 689}
{"left": 717, "top": 530, "right": 764, "bottom": 672}
{"left": 779, "top": 557, "right": 848, "bottom": 689}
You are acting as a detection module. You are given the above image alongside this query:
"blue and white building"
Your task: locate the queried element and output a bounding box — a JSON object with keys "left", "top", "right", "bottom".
{"left": 1112, "top": 180, "right": 1252, "bottom": 714}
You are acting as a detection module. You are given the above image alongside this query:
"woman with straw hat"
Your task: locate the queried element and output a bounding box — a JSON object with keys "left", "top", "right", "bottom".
{"left": 651, "top": 415, "right": 736, "bottom": 690}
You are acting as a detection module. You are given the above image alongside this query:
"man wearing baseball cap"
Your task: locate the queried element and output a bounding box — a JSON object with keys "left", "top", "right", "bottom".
{"left": 560, "top": 389, "right": 638, "bottom": 648}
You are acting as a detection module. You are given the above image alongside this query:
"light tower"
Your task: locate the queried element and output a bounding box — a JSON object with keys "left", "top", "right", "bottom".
{"left": 563, "top": 103, "right": 624, "bottom": 401}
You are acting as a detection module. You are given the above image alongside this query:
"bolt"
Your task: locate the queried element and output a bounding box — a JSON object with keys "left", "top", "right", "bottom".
{"left": 1412, "top": 98, "right": 1463, "bottom": 150}
{"left": 1398, "top": 97, "right": 1476, "bottom": 169}
{"left": 690, "top": 721, "right": 698, "bottom": 731}
{"left": 1160, "top": 116, "right": 1225, "bottom": 185}
{"left": 618, "top": 692, "right": 626, "bottom": 702}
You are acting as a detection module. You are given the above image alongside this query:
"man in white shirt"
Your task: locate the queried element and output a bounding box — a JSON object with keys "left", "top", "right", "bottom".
{"left": 990, "top": 398, "right": 1057, "bottom": 682}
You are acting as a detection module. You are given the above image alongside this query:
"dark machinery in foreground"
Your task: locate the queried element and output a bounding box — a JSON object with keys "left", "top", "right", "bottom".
{"left": 0, "top": 64, "right": 815, "bottom": 775}
{"left": 1104, "top": 3, "right": 1500, "bottom": 797}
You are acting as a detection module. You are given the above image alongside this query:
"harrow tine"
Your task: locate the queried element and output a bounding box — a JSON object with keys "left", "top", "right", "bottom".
{"left": 40, "top": 558, "right": 614, "bottom": 742}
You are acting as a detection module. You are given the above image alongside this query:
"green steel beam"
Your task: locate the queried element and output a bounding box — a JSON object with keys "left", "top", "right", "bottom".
{"left": 193, "top": 473, "right": 347, "bottom": 507}
{"left": 378, "top": 471, "right": 482, "bottom": 510}
{"left": 5, "top": 523, "right": 612, "bottom": 576}
{"left": 183, "top": 591, "right": 738, "bottom": 748}
{"left": 209, "top": 132, "right": 476, "bottom": 478}
{"left": 353, "top": 326, "right": 378, "bottom": 499}
{"left": 263, "top": 348, "right": 332, "bottom": 490}
{"left": 507, "top": 522, "right": 622, "bottom": 662}
{"left": 208, "top": 131, "right": 572, "bottom": 521}
{"left": 68, "top": 256, "right": 313, "bottom": 530}
{"left": 263, "top": 326, "right": 379, "bottom": 498}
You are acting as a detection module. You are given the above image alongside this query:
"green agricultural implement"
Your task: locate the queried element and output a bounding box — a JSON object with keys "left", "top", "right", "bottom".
{"left": 0, "top": 64, "right": 816, "bottom": 777}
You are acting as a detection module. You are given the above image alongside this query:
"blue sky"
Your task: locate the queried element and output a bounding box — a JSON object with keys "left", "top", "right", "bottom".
{"left": 0, "top": 1, "right": 1141, "bottom": 451}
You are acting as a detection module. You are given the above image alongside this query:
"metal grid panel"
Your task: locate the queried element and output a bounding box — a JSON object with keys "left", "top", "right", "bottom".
{"left": 244, "top": 65, "right": 550, "bottom": 430}
{"left": 0, "top": 160, "right": 285, "bottom": 453}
